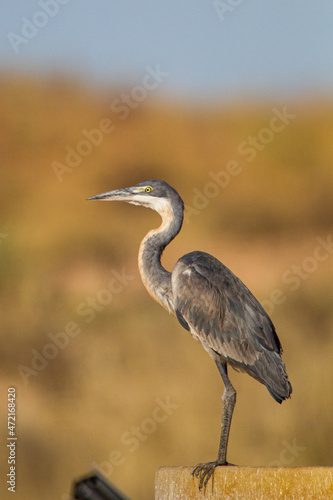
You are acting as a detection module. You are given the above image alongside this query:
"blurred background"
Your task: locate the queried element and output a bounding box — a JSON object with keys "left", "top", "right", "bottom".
{"left": 1, "top": 2, "right": 333, "bottom": 499}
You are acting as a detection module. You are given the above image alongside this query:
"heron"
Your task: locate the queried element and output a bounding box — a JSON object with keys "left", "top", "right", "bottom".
{"left": 88, "top": 179, "right": 292, "bottom": 490}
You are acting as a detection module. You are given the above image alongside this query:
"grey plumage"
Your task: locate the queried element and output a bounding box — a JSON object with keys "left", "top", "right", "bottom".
{"left": 88, "top": 179, "right": 292, "bottom": 490}
{"left": 173, "top": 251, "right": 291, "bottom": 403}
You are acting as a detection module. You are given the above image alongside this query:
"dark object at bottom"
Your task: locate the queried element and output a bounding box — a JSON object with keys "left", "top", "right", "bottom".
{"left": 73, "top": 471, "right": 131, "bottom": 500}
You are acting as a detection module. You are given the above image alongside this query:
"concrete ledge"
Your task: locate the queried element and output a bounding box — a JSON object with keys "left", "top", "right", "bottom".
{"left": 155, "top": 466, "right": 333, "bottom": 499}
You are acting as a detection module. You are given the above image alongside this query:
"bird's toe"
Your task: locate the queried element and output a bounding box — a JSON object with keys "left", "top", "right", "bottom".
{"left": 191, "top": 460, "right": 228, "bottom": 490}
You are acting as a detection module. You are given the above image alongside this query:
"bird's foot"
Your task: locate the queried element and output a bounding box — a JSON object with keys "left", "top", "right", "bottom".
{"left": 191, "top": 460, "right": 230, "bottom": 490}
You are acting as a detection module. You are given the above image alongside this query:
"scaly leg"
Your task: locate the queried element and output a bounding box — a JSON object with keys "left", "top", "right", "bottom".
{"left": 192, "top": 361, "right": 236, "bottom": 490}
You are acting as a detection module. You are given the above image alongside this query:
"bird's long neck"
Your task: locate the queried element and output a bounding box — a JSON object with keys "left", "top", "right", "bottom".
{"left": 138, "top": 200, "right": 183, "bottom": 313}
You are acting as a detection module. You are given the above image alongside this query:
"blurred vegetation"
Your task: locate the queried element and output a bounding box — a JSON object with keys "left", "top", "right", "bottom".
{"left": 0, "top": 75, "right": 333, "bottom": 499}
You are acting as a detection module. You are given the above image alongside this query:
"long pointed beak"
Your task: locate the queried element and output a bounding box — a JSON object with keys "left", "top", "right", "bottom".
{"left": 87, "top": 188, "right": 131, "bottom": 201}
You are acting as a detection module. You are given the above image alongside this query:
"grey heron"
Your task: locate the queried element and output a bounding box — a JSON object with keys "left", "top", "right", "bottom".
{"left": 88, "top": 179, "right": 292, "bottom": 490}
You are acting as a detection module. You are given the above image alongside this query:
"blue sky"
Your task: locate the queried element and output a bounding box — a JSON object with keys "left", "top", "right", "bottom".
{"left": 1, "top": 1, "right": 333, "bottom": 100}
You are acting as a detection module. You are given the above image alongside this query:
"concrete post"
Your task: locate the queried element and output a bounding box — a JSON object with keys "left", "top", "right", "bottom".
{"left": 155, "top": 466, "right": 333, "bottom": 499}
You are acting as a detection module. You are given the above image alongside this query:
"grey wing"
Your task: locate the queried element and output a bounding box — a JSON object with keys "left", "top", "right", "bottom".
{"left": 172, "top": 251, "right": 292, "bottom": 402}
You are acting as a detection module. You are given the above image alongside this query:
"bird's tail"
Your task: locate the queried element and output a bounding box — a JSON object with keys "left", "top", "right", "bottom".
{"left": 251, "top": 350, "right": 292, "bottom": 403}
{"left": 266, "top": 379, "right": 292, "bottom": 403}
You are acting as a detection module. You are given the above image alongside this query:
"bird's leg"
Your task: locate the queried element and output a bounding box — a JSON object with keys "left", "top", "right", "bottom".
{"left": 192, "top": 361, "right": 236, "bottom": 490}
{"left": 215, "top": 361, "right": 236, "bottom": 463}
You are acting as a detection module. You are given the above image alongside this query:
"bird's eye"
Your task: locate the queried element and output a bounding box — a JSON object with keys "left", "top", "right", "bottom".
{"left": 145, "top": 186, "right": 153, "bottom": 193}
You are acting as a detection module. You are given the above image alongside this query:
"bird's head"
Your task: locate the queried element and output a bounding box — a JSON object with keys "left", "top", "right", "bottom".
{"left": 88, "top": 180, "right": 184, "bottom": 219}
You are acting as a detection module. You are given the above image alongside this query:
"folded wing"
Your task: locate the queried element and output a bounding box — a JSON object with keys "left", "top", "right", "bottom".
{"left": 172, "top": 251, "right": 292, "bottom": 403}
